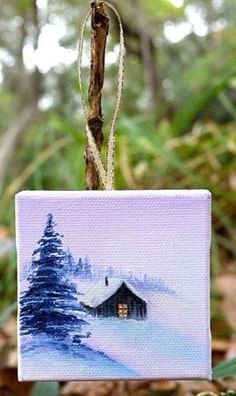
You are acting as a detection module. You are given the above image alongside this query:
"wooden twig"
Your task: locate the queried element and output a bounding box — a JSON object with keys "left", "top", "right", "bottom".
{"left": 85, "top": 1, "right": 109, "bottom": 190}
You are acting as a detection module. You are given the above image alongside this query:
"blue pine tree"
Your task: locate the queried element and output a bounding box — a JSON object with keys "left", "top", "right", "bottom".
{"left": 75, "top": 256, "right": 92, "bottom": 279}
{"left": 65, "top": 248, "right": 76, "bottom": 275}
{"left": 75, "top": 257, "right": 83, "bottom": 276}
{"left": 83, "top": 256, "right": 92, "bottom": 279}
{"left": 20, "top": 214, "right": 88, "bottom": 341}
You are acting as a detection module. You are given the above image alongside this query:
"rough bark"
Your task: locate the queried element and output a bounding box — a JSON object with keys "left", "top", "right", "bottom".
{"left": 85, "top": 1, "right": 109, "bottom": 190}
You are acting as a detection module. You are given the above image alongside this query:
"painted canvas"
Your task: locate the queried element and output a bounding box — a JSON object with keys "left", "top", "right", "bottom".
{"left": 16, "top": 190, "right": 211, "bottom": 381}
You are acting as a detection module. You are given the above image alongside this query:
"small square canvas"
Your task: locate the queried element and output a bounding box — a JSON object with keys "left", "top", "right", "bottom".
{"left": 16, "top": 190, "right": 211, "bottom": 381}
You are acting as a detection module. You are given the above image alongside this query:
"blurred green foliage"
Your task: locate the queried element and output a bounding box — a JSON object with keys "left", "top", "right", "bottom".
{"left": 31, "top": 382, "right": 60, "bottom": 396}
{"left": 213, "top": 357, "right": 236, "bottom": 379}
{"left": 0, "top": 0, "right": 236, "bottom": 333}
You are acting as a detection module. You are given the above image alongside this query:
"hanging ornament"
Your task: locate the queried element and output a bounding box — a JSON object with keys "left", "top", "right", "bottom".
{"left": 16, "top": 1, "right": 211, "bottom": 382}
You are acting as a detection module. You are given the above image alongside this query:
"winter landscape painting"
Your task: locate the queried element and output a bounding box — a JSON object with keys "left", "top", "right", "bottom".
{"left": 16, "top": 190, "right": 211, "bottom": 381}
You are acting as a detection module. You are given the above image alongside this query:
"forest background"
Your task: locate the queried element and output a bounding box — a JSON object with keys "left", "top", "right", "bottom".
{"left": 1, "top": 0, "right": 236, "bottom": 395}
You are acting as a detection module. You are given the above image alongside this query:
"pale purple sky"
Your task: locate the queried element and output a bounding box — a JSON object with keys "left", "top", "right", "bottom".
{"left": 16, "top": 190, "right": 211, "bottom": 301}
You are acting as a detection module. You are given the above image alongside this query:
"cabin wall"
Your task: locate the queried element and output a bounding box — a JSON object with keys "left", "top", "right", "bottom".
{"left": 95, "top": 283, "right": 147, "bottom": 319}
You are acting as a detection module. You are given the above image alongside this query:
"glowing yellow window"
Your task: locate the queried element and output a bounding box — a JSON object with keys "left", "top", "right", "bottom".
{"left": 118, "top": 303, "right": 128, "bottom": 318}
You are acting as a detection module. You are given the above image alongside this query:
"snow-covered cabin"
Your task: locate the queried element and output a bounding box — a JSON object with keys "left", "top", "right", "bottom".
{"left": 80, "top": 277, "right": 147, "bottom": 319}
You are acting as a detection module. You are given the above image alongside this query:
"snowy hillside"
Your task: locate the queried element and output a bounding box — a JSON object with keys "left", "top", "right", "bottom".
{"left": 84, "top": 316, "right": 209, "bottom": 378}
{"left": 19, "top": 336, "right": 138, "bottom": 381}
{"left": 19, "top": 310, "right": 210, "bottom": 380}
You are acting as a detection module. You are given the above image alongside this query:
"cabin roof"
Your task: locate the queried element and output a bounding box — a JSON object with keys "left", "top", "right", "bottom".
{"left": 81, "top": 278, "right": 147, "bottom": 308}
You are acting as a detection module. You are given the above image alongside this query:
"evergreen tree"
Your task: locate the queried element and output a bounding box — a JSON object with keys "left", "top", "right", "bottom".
{"left": 65, "top": 248, "right": 75, "bottom": 275}
{"left": 83, "top": 256, "right": 92, "bottom": 279}
{"left": 75, "top": 256, "right": 92, "bottom": 279}
{"left": 75, "top": 257, "right": 83, "bottom": 276}
{"left": 20, "top": 214, "right": 88, "bottom": 341}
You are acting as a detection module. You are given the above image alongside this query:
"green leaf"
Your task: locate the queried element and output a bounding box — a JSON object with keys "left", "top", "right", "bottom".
{"left": 212, "top": 358, "right": 236, "bottom": 378}
{"left": 31, "top": 382, "right": 59, "bottom": 396}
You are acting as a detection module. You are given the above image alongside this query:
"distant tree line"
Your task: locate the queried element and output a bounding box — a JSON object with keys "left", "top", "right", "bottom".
{"left": 92, "top": 266, "right": 175, "bottom": 295}
{"left": 65, "top": 252, "right": 174, "bottom": 294}
{"left": 65, "top": 251, "right": 92, "bottom": 279}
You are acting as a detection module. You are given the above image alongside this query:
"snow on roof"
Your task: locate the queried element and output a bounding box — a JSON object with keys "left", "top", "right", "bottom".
{"left": 81, "top": 278, "right": 147, "bottom": 308}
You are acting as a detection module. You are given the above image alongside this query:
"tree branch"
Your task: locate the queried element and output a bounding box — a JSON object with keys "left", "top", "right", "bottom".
{"left": 85, "top": 1, "right": 109, "bottom": 190}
